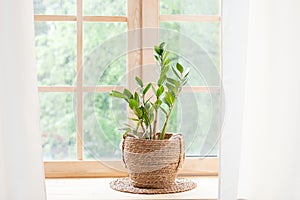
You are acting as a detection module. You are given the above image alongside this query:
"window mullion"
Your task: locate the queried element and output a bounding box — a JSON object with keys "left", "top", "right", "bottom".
{"left": 76, "top": 0, "right": 83, "bottom": 160}
{"left": 141, "top": 0, "right": 159, "bottom": 83}
{"left": 127, "top": 0, "right": 142, "bottom": 90}
{"left": 127, "top": 0, "right": 143, "bottom": 123}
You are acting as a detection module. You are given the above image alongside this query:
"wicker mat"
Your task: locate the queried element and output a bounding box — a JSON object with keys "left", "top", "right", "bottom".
{"left": 110, "top": 177, "right": 197, "bottom": 194}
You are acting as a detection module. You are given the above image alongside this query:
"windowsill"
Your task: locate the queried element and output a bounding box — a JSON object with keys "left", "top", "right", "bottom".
{"left": 46, "top": 176, "right": 218, "bottom": 200}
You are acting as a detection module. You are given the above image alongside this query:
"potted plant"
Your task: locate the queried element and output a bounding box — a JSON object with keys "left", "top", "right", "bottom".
{"left": 110, "top": 42, "right": 189, "bottom": 189}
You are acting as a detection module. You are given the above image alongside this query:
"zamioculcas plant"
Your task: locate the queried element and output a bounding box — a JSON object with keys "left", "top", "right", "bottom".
{"left": 110, "top": 42, "right": 189, "bottom": 140}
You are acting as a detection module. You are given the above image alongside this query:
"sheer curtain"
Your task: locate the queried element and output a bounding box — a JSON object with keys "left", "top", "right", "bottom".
{"left": 0, "top": 0, "right": 46, "bottom": 200}
{"left": 221, "top": 0, "right": 300, "bottom": 199}
{"left": 219, "top": 0, "right": 249, "bottom": 199}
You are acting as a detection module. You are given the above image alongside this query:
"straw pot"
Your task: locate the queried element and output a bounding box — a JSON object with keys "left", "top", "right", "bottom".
{"left": 122, "top": 133, "right": 185, "bottom": 189}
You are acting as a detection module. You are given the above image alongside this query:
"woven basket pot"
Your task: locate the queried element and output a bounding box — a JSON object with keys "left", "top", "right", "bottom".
{"left": 122, "top": 133, "right": 185, "bottom": 189}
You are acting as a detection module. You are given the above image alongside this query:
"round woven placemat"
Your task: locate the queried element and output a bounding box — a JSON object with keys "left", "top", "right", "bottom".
{"left": 110, "top": 177, "right": 197, "bottom": 194}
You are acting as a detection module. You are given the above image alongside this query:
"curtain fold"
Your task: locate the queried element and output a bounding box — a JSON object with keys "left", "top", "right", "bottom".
{"left": 221, "top": 0, "right": 300, "bottom": 199}
{"left": 237, "top": 0, "right": 300, "bottom": 199}
{"left": 0, "top": 0, "right": 46, "bottom": 200}
{"left": 219, "top": 0, "right": 249, "bottom": 199}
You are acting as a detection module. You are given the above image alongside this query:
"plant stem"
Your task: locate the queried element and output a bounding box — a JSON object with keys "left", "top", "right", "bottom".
{"left": 141, "top": 122, "right": 146, "bottom": 133}
{"left": 160, "top": 83, "right": 183, "bottom": 140}
{"left": 142, "top": 93, "right": 152, "bottom": 139}
{"left": 160, "top": 103, "right": 175, "bottom": 140}
{"left": 152, "top": 109, "right": 158, "bottom": 139}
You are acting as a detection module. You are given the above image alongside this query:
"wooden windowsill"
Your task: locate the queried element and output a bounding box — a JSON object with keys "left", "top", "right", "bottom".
{"left": 46, "top": 176, "right": 218, "bottom": 200}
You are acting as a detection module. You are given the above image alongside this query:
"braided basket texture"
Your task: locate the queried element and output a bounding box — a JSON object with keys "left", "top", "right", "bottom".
{"left": 122, "top": 133, "right": 185, "bottom": 189}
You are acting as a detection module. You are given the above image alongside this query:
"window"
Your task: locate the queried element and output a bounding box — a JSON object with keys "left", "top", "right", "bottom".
{"left": 34, "top": 0, "right": 221, "bottom": 177}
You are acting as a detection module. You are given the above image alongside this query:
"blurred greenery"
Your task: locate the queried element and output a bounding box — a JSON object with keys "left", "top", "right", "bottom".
{"left": 35, "top": 22, "right": 76, "bottom": 86}
{"left": 160, "top": 0, "right": 220, "bottom": 15}
{"left": 159, "top": 93, "right": 220, "bottom": 156}
{"left": 83, "top": 22, "right": 127, "bottom": 86}
{"left": 160, "top": 22, "right": 221, "bottom": 75}
{"left": 84, "top": 0, "right": 127, "bottom": 16}
{"left": 83, "top": 93, "right": 126, "bottom": 159}
{"left": 34, "top": 0, "right": 220, "bottom": 160}
{"left": 159, "top": 20, "right": 221, "bottom": 156}
{"left": 34, "top": 0, "right": 76, "bottom": 15}
{"left": 39, "top": 93, "right": 76, "bottom": 160}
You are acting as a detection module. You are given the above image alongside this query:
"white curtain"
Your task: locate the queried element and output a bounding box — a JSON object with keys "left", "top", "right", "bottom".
{"left": 221, "top": 0, "right": 300, "bottom": 199}
{"left": 219, "top": 0, "right": 249, "bottom": 199}
{"left": 0, "top": 0, "right": 46, "bottom": 200}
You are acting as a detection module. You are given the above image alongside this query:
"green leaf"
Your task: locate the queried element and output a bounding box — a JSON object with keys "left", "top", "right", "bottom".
{"left": 163, "top": 58, "right": 170, "bottom": 66}
{"left": 164, "top": 91, "right": 174, "bottom": 105}
{"left": 169, "top": 91, "right": 175, "bottom": 103}
{"left": 110, "top": 90, "right": 126, "bottom": 99}
{"left": 143, "top": 83, "right": 151, "bottom": 95}
{"left": 163, "top": 98, "right": 170, "bottom": 107}
{"left": 149, "top": 103, "right": 155, "bottom": 113}
{"left": 145, "top": 102, "right": 151, "bottom": 110}
{"left": 172, "top": 67, "right": 181, "bottom": 79}
{"left": 123, "top": 89, "right": 133, "bottom": 99}
{"left": 151, "top": 84, "right": 157, "bottom": 94}
{"left": 119, "top": 127, "right": 131, "bottom": 131}
{"left": 154, "top": 45, "right": 163, "bottom": 55}
{"left": 167, "top": 78, "right": 180, "bottom": 87}
{"left": 135, "top": 76, "right": 143, "bottom": 87}
{"left": 166, "top": 83, "right": 178, "bottom": 95}
{"left": 156, "top": 99, "right": 162, "bottom": 105}
{"left": 129, "top": 99, "right": 138, "bottom": 110}
{"left": 184, "top": 68, "right": 190, "bottom": 78}
{"left": 141, "top": 107, "right": 150, "bottom": 126}
{"left": 134, "top": 92, "right": 139, "bottom": 103}
{"left": 128, "top": 117, "right": 140, "bottom": 121}
{"left": 154, "top": 54, "right": 159, "bottom": 62}
{"left": 124, "top": 123, "right": 134, "bottom": 129}
{"left": 133, "top": 107, "right": 143, "bottom": 118}
{"left": 160, "top": 65, "right": 170, "bottom": 77}
{"left": 156, "top": 85, "right": 164, "bottom": 97}
{"left": 159, "top": 42, "right": 166, "bottom": 50}
{"left": 160, "top": 105, "right": 168, "bottom": 115}
{"left": 158, "top": 75, "right": 167, "bottom": 86}
{"left": 176, "top": 63, "right": 184, "bottom": 74}
{"left": 182, "top": 79, "right": 188, "bottom": 86}
{"left": 151, "top": 99, "right": 162, "bottom": 110}
{"left": 162, "top": 51, "right": 170, "bottom": 61}
{"left": 154, "top": 99, "right": 162, "bottom": 109}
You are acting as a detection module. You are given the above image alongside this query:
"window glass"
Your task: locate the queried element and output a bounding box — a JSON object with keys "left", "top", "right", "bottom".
{"left": 39, "top": 93, "right": 76, "bottom": 160}
{"left": 83, "top": 92, "right": 126, "bottom": 160}
{"left": 160, "top": 22, "right": 221, "bottom": 77}
{"left": 34, "top": 0, "right": 76, "bottom": 15}
{"left": 35, "top": 22, "right": 76, "bottom": 86}
{"left": 159, "top": 22, "right": 221, "bottom": 156}
{"left": 159, "top": 92, "right": 220, "bottom": 156}
{"left": 84, "top": 0, "right": 127, "bottom": 16}
{"left": 160, "top": 0, "right": 220, "bottom": 15}
{"left": 83, "top": 22, "right": 127, "bottom": 86}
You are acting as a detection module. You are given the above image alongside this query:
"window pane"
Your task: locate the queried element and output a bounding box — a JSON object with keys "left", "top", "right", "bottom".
{"left": 160, "top": 22, "right": 220, "bottom": 86}
{"left": 39, "top": 93, "right": 76, "bottom": 160}
{"left": 84, "top": 0, "right": 127, "bottom": 16}
{"left": 34, "top": 22, "right": 76, "bottom": 86}
{"left": 159, "top": 92, "right": 220, "bottom": 156}
{"left": 34, "top": 0, "right": 76, "bottom": 15}
{"left": 83, "top": 22, "right": 127, "bottom": 86}
{"left": 160, "top": 0, "right": 220, "bottom": 15}
{"left": 83, "top": 93, "right": 126, "bottom": 160}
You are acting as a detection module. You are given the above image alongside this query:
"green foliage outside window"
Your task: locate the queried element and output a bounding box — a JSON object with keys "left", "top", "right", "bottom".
{"left": 34, "top": 0, "right": 220, "bottom": 160}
